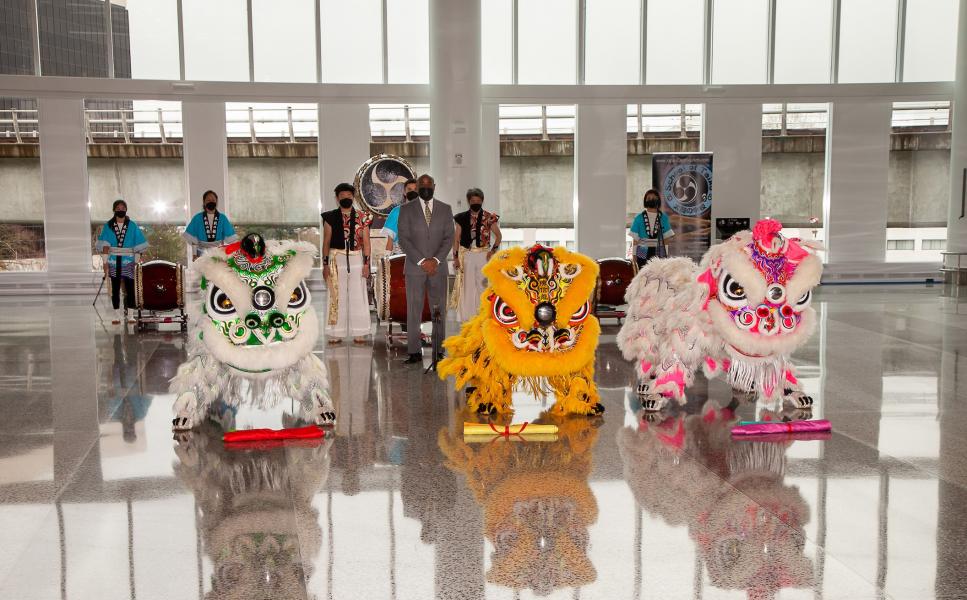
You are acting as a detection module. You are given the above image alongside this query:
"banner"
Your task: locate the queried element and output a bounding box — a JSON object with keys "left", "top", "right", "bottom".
{"left": 651, "top": 152, "right": 713, "bottom": 261}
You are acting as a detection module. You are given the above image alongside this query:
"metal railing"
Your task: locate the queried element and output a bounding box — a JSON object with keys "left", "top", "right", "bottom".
{"left": 0, "top": 101, "right": 954, "bottom": 144}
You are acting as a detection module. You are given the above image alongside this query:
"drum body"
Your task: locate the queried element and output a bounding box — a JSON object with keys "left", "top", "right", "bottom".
{"left": 596, "top": 257, "right": 635, "bottom": 307}
{"left": 376, "top": 254, "right": 431, "bottom": 323}
{"left": 135, "top": 260, "right": 185, "bottom": 311}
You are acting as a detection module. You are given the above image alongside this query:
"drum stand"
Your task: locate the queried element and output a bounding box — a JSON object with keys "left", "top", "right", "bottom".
{"left": 423, "top": 303, "right": 443, "bottom": 374}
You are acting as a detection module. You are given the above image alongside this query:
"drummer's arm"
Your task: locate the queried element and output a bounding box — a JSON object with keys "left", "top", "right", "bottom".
{"left": 322, "top": 222, "right": 332, "bottom": 280}
{"left": 361, "top": 227, "right": 371, "bottom": 279}
{"left": 489, "top": 222, "right": 502, "bottom": 258}
{"left": 452, "top": 223, "right": 462, "bottom": 269}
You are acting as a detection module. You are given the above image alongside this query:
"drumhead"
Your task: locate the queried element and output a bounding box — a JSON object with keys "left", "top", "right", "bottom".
{"left": 353, "top": 154, "right": 417, "bottom": 217}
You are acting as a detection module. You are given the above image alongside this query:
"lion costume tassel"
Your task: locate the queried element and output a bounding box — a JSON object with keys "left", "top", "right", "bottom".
{"left": 438, "top": 244, "right": 604, "bottom": 416}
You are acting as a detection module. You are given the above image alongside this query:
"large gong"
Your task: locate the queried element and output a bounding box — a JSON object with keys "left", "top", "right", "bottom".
{"left": 353, "top": 154, "right": 417, "bottom": 217}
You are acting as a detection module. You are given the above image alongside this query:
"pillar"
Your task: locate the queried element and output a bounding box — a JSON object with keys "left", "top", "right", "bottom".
{"left": 574, "top": 103, "right": 627, "bottom": 259}
{"left": 318, "top": 103, "right": 371, "bottom": 212}
{"left": 182, "top": 101, "right": 228, "bottom": 216}
{"left": 823, "top": 101, "right": 892, "bottom": 264}
{"left": 479, "top": 103, "right": 501, "bottom": 214}
{"left": 701, "top": 102, "right": 763, "bottom": 239}
{"left": 946, "top": 0, "right": 967, "bottom": 253}
{"left": 429, "top": 0, "right": 481, "bottom": 210}
{"left": 38, "top": 98, "right": 91, "bottom": 280}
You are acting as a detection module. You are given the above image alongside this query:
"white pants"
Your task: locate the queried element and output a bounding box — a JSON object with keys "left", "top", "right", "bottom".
{"left": 457, "top": 249, "right": 489, "bottom": 322}
{"left": 326, "top": 253, "right": 371, "bottom": 339}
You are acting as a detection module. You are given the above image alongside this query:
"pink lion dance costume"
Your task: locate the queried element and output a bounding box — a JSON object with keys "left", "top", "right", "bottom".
{"left": 616, "top": 219, "right": 823, "bottom": 412}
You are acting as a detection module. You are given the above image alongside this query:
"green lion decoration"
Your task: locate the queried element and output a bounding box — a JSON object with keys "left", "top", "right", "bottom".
{"left": 171, "top": 233, "right": 334, "bottom": 430}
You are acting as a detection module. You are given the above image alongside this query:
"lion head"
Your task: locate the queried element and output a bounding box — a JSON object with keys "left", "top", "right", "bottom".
{"left": 192, "top": 233, "right": 318, "bottom": 375}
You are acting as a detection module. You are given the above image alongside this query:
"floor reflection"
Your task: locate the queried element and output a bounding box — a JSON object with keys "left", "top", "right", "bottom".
{"left": 0, "top": 287, "right": 966, "bottom": 599}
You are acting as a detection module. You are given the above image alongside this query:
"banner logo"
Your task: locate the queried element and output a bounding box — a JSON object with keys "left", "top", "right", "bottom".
{"left": 662, "top": 163, "right": 713, "bottom": 217}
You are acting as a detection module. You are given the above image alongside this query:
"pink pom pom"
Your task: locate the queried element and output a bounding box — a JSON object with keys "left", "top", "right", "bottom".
{"left": 752, "top": 218, "right": 783, "bottom": 245}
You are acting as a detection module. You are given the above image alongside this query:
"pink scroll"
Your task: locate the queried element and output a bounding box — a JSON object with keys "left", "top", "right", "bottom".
{"left": 731, "top": 419, "right": 831, "bottom": 438}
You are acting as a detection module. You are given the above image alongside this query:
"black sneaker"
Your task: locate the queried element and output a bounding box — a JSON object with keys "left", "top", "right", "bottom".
{"left": 403, "top": 353, "right": 422, "bottom": 364}
{"left": 436, "top": 352, "right": 446, "bottom": 362}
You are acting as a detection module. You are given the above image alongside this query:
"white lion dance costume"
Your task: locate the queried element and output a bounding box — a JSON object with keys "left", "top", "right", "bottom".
{"left": 617, "top": 219, "right": 822, "bottom": 412}
{"left": 171, "top": 233, "right": 334, "bottom": 430}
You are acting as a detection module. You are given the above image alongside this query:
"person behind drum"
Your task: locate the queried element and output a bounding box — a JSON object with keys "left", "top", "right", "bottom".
{"left": 451, "top": 188, "right": 501, "bottom": 322}
{"left": 322, "top": 183, "right": 373, "bottom": 345}
{"left": 382, "top": 178, "right": 419, "bottom": 253}
{"left": 95, "top": 199, "right": 148, "bottom": 325}
{"left": 182, "top": 190, "right": 238, "bottom": 259}
{"left": 629, "top": 188, "right": 674, "bottom": 268}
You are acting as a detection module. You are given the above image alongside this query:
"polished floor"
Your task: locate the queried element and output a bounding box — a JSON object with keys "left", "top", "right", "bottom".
{"left": 1, "top": 285, "right": 966, "bottom": 600}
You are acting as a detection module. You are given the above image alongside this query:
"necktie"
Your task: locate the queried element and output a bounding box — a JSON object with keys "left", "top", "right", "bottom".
{"left": 423, "top": 200, "right": 432, "bottom": 225}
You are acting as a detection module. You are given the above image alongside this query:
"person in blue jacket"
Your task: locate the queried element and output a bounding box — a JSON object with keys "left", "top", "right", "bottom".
{"left": 382, "top": 178, "right": 419, "bottom": 253}
{"left": 629, "top": 188, "right": 675, "bottom": 268}
{"left": 96, "top": 199, "right": 149, "bottom": 324}
{"left": 182, "top": 190, "right": 238, "bottom": 258}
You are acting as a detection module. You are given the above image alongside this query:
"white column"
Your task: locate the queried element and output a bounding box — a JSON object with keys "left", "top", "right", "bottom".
{"left": 823, "top": 101, "right": 892, "bottom": 264}
{"left": 429, "top": 0, "right": 481, "bottom": 211}
{"left": 479, "top": 102, "right": 501, "bottom": 214}
{"left": 701, "top": 102, "right": 763, "bottom": 238}
{"left": 38, "top": 98, "right": 92, "bottom": 281}
{"left": 574, "top": 103, "right": 627, "bottom": 259}
{"left": 318, "top": 103, "right": 371, "bottom": 212}
{"left": 182, "top": 101, "right": 228, "bottom": 216}
{"left": 946, "top": 0, "right": 967, "bottom": 253}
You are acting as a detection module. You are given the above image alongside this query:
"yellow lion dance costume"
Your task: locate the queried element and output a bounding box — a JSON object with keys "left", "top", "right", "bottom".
{"left": 438, "top": 418, "right": 599, "bottom": 594}
{"left": 439, "top": 244, "right": 603, "bottom": 416}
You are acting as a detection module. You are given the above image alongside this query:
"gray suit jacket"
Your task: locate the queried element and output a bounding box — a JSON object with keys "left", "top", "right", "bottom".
{"left": 397, "top": 198, "right": 454, "bottom": 276}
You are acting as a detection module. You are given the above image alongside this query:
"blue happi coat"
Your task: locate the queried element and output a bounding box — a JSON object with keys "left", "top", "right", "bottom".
{"left": 95, "top": 217, "right": 148, "bottom": 273}
{"left": 182, "top": 210, "right": 237, "bottom": 252}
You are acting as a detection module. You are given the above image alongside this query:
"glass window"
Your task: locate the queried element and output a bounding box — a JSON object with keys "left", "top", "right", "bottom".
{"left": 517, "top": 0, "right": 577, "bottom": 84}
{"left": 838, "top": 0, "right": 898, "bottom": 83}
{"left": 711, "top": 0, "right": 768, "bottom": 84}
{"left": 584, "top": 0, "right": 641, "bottom": 84}
{"left": 922, "top": 239, "right": 946, "bottom": 250}
{"left": 761, "top": 103, "right": 828, "bottom": 231}
{"left": 321, "top": 0, "right": 383, "bottom": 83}
{"left": 499, "top": 105, "right": 575, "bottom": 137}
{"left": 646, "top": 0, "right": 705, "bottom": 84}
{"left": 0, "top": 98, "right": 44, "bottom": 272}
{"left": 903, "top": 0, "right": 958, "bottom": 82}
{"left": 387, "top": 0, "right": 429, "bottom": 83}
{"left": 124, "top": 0, "right": 180, "bottom": 80}
{"left": 482, "top": 0, "right": 514, "bottom": 83}
{"left": 891, "top": 101, "right": 950, "bottom": 129}
{"left": 37, "top": 0, "right": 110, "bottom": 77}
{"left": 226, "top": 103, "right": 322, "bottom": 265}
{"left": 370, "top": 104, "right": 430, "bottom": 139}
{"left": 252, "top": 0, "right": 316, "bottom": 83}
{"left": 182, "top": 0, "right": 249, "bottom": 81}
{"left": 0, "top": 0, "right": 34, "bottom": 75}
{"left": 774, "top": 0, "right": 833, "bottom": 84}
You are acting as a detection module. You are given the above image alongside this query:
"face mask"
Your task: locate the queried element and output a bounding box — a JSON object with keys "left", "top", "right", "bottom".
{"left": 338, "top": 198, "right": 354, "bottom": 209}
{"left": 405, "top": 190, "right": 419, "bottom": 201}
{"left": 114, "top": 210, "right": 126, "bottom": 219}
{"left": 205, "top": 201, "right": 217, "bottom": 211}
{"left": 643, "top": 198, "right": 659, "bottom": 210}
{"left": 418, "top": 187, "right": 434, "bottom": 201}
{"left": 469, "top": 203, "right": 483, "bottom": 212}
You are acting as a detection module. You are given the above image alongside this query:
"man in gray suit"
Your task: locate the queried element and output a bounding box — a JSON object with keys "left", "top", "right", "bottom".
{"left": 397, "top": 174, "right": 454, "bottom": 365}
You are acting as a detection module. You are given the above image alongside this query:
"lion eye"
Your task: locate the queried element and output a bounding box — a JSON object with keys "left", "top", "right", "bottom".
{"left": 492, "top": 297, "right": 518, "bottom": 326}
{"left": 717, "top": 273, "right": 748, "bottom": 308}
{"left": 209, "top": 286, "right": 236, "bottom": 316}
{"left": 569, "top": 301, "right": 590, "bottom": 324}
{"left": 288, "top": 282, "right": 308, "bottom": 309}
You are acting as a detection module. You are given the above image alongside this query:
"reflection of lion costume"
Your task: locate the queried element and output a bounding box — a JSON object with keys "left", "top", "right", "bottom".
{"left": 617, "top": 219, "right": 822, "bottom": 412}
{"left": 171, "top": 233, "right": 334, "bottom": 430}
{"left": 439, "top": 244, "right": 603, "bottom": 416}
{"left": 618, "top": 402, "right": 813, "bottom": 599}
{"left": 439, "top": 417, "right": 599, "bottom": 595}
{"left": 174, "top": 427, "right": 332, "bottom": 600}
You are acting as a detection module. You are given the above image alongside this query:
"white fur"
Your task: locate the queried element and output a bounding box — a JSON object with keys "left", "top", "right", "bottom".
{"left": 199, "top": 308, "right": 319, "bottom": 373}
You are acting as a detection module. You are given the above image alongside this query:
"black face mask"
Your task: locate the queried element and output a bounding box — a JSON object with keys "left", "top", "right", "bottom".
{"left": 405, "top": 190, "right": 419, "bottom": 201}
{"left": 205, "top": 201, "right": 217, "bottom": 211}
{"left": 469, "top": 203, "right": 483, "bottom": 212}
{"left": 418, "top": 187, "right": 434, "bottom": 201}
{"left": 643, "top": 198, "right": 660, "bottom": 210}
{"left": 338, "top": 198, "right": 354, "bottom": 209}
{"left": 114, "top": 210, "right": 126, "bottom": 219}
